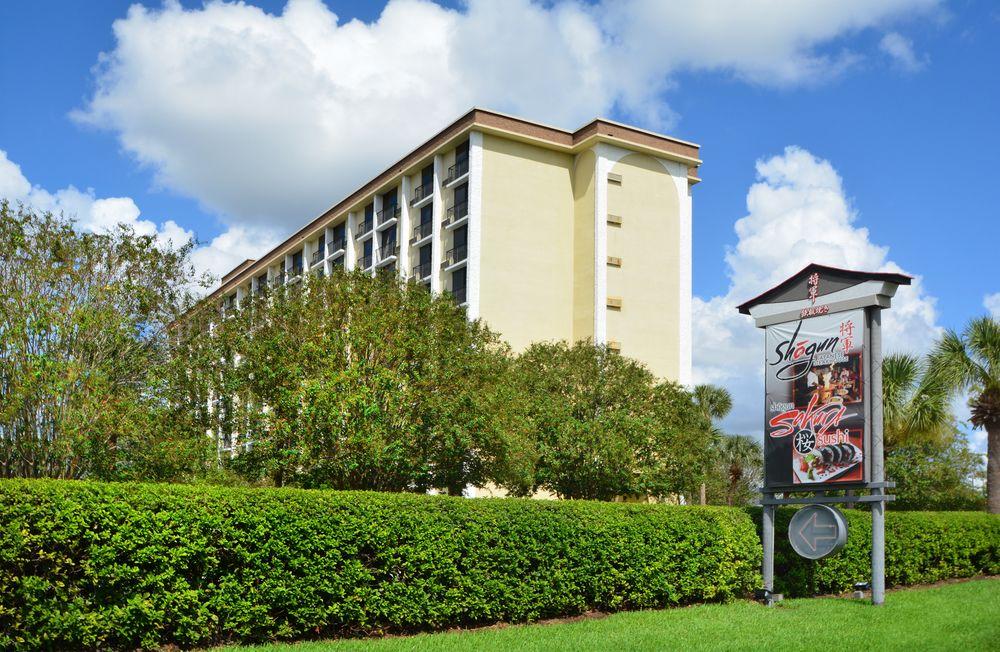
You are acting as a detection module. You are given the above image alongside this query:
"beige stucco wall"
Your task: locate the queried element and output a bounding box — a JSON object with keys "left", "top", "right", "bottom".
{"left": 572, "top": 149, "right": 596, "bottom": 343}
{"left": 605, "top": 152, "right": 681, "bottom": 380}
{"left": 479, "top": 134, "right": 575, "bottom": 351}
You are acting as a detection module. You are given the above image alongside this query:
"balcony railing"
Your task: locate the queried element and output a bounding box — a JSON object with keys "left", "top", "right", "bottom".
{"left": 411, "top": 221, "right": 433, "bottom": 243}
{"left": 446, "top": 158, "right": 469, "bottom": 184}
{"left": 378, "top": 242, "right": 399, "bottom": 259}
{"left": 357, "top": 216, "right": 374, "bottom": 238}
{"left": 377, "top": 204, "right": 400, "bottom": 225}
{"left": 412, "top": 262, "right": 432, "bottom": 279}
{"left": 411, "top": 181, "right": 433, "bottom": 205}
{"left": 445, "top": 202, "right": 468, "bottom": 224}
{"left": 270, "top": 275, "right": 284, "bottom": 288}
{"left": 311, "top": 250, "right": 323, "bottom": 265}
{"left": 442, "top": 244, "right": 468, "bottom": 268}
{"left": 290, "top": 264, "right": 303, "bottom": 278}
{"left": 328, "top": 237, "right": 346, "bottom": 255}
{"left": 359, "top": 254, "right": 373, "bottom": 270}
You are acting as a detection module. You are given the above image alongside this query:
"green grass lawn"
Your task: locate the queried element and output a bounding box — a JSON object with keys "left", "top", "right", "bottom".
{"left": 222, "top": 578, "right": 1000, "bottom": 652}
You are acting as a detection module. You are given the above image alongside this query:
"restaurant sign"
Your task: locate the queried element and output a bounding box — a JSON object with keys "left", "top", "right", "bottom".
{"left": 764, "top": 309, "right": 866, "bottom": 489}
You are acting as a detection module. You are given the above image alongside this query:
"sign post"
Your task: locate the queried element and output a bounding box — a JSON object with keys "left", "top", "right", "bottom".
{"left": 738, "top": 264, "right": 910, "bottom": 606}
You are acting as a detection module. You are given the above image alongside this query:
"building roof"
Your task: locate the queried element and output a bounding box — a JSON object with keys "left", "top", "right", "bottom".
{"left": 206, "top": 107, "right": 702, "bottom": 303}
{"left": 736, "top": 263, "right": 912, "bottom": 315}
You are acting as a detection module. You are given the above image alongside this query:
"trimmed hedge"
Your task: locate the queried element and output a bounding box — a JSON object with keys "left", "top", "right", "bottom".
{"left": 0, "top": 480, "right": 759, "bottom": 650}
{"left": 761, "top": 507, "right": 1000, "bottom": 598}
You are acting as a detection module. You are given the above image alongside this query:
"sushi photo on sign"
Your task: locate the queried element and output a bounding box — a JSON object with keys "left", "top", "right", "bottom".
{"left": 764, "top": 309, "right": 866, "bottom": 487}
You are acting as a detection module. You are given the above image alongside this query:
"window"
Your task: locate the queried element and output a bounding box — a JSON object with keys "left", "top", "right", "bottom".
{"left": 420, "top": 203, "right": 432, "bottom": 225}
{"left": 313, "top": 234, "right": 326, "bottom": 264}
{"left": 380, "top": 225, "right": 397, "bottom": 258}
{"left": 451, "top": 267, "right": 467, "bottom": 304}
{"left": 412, "top": 164, "right": 434, "bottom": 204}
{"left": 449, "top": 183, "right": 468, "bottom": 221}
{"left": 291, "top": 250, "right": 303, "bottom": 276}
{"left": 447, "top": 141, "right": 470, "bottom": 183}
{"left": 414, "top": 243, "right": 432, "bottom": 279}
{"left": 256, "top": 273, "right": 268, "bottom": 294}
{"left": 361, "top": 238, "right": 373, "bottom": 269}
{"left": 330, "top": 223, "right": 347, "bottom": 252}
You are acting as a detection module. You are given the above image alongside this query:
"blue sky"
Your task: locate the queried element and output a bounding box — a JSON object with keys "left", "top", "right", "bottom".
{"left": 1, "top": 0, "right": 998, "bottom": 444}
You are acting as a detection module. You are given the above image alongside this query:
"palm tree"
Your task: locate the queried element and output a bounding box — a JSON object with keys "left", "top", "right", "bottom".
{"left": 692, "top": 384, "right": 733, "bottom": 504}
{"left": 929, "top": 316, "right": 1000, "bottom": 513}
{"left": 717, "top": 435, "right": 763, "bottom": 506}
{"left": 882, "top": 353, "right": 953, "bottom": 451}
{"left": 693, "top": 384, "right": 733, "bottom": 422}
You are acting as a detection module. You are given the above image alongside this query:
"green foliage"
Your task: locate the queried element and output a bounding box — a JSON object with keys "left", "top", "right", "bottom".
{"left": 754, "top": 507, "right": 1000, "bottom": 597}
{"left": 0, "top": 201, "right": 211, "bottom": 481}
{"left": 509, "top": 341, "right": 714, "bottom": 500}
{"left": 929, "top": 316, "right": 1000, "bottom": 513}
{"left": 703, "top": 435, "right": 762, "bottom": 507}
{"left": 887, "top": 434, "right": 986, "bottom": 511}
{"left": 179, "top": 270, "right": 516, "bottom": 493}
{"left": 882, "top": 352, "right": 954, "bottom": 450}
{"left": 0, "top": 479, "right": 761, "bottom": 650}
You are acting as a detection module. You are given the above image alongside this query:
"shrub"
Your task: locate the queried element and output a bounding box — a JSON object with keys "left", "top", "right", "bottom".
{"left": 756, "top": 507, "right": 1000, "bottom": 597}
{"left": 0, "top": 480, "right": 760, "bottom": 650}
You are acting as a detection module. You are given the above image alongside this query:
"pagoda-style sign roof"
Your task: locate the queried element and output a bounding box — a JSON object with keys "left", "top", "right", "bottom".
{"left": 737, "top": 263, "right": 912, "bottom": 328}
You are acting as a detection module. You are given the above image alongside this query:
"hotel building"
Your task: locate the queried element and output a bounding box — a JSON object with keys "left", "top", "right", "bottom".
{"left": 208, "top": 109, "right": 700, "bottom": 383}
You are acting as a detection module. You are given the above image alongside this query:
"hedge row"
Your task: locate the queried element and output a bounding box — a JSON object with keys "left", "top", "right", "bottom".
{"left": 0, "top": 480, "right": 760, "bottom": 650}
{"left": 761, "top": 507, "right": 1000, "bottom": 597}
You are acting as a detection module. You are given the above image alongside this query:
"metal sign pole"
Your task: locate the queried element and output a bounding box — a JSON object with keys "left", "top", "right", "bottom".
{"left": 870, "top": 309, "right": 886, "bottom": 605}
{"left": 762, "top": 497, "right": 775, "bottom": 601}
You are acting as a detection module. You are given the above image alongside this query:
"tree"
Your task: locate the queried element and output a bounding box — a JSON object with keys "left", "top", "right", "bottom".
{"left": 713, "top": 435, "right": 763, "bottom": 507}
{"left": 882, "top": 353, "right": 953, "bottom": 451}
{"left": 185, "top": 270, "right": 516, "bottom": 494}
{"left": 510, "top": 341, "right": 713, "bottom": 500}
{"left": 929, "top": 316, "right": 1000, "bottom": 512}
{"left": 692, "top": 383, "right": 733, "bottom": 504}
{"left": 0, "top": 201, "right": 210, "bottom": 480}
{"left": 693, "top": 384, "right": 733, "bottom": 422}
{"left": 885, "top": 433, "right": 986, "bottom": 511}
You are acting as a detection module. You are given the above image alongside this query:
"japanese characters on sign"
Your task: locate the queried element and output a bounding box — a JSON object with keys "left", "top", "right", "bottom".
{"left": 763, "top": 309, "right": 866, "bottom": 489}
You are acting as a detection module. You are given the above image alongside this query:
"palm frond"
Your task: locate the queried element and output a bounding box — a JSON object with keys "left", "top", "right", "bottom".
{"left": 965, "top": 316, "right": 1000, "bottom": 386}
{"left": 693, "top": 384, "right": 733, "bottom": 421}
{"left": 928, "top": 330, "right": 980, "bottom": 392}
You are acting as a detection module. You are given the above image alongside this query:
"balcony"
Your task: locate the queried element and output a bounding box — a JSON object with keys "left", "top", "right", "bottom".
{"left": 412, "top": 261, "right": 432, "bottom": 281}
{"left": 328, "top": 237, "right": 347, "bottom": 256}
{"left": 376, "top": 243, "right": 399, "bottom": 267}
{"left": 444, "top": 202, "right": 468, "bottom": 229}
{"left": 411, "top": 181, "right": 433, "bottom": 206}
{"left": 377, "top": 204, "right": 400, "bottom": 229}
{"left": 445, "top": 158, "right": 469, "bottom": 186}
{"left": 290, "top": 264, "right": 304, "bottom": 278}
{"left": 311, "top": 249, "right": 323, "bottom": 265}
{"left": 410, "top": 220, "right": 433, "bottom": 245}
{"left": 270, "top": 274, "right": 284, "bottom": 288}
{"left": 359, "top": 254, "right": 373, "bottom": 270}
{"left": 441, "top": 244, "right": 468, "bottom": 270}
{"left": 356, "top": 216, "right": 374, "bottom": 239}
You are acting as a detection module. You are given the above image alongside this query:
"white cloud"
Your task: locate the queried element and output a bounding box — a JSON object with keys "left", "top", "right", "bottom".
{"left": 984, "top": 292, "right": 1000, "bottom": 319}
{"left": 72, "top": 0, "right": 942, "bottom": 232}
{"left": 0, "top": 149, "right": 275, "bottom": 282}
{"left": 693, "top": 146, "right": 942, "bottom": 437}
{"left": 879, "top": 31, "right": 928, "bottom": 71}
